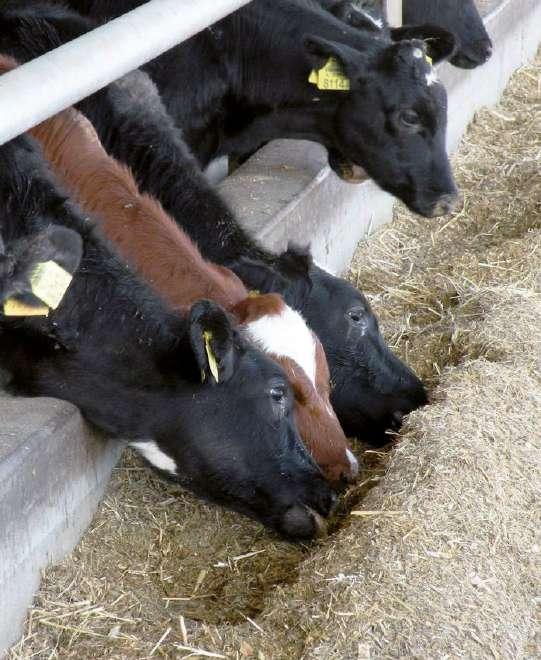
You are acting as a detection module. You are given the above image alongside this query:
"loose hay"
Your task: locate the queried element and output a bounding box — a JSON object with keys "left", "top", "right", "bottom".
{"left": 8, "top": 52, "right": 541, "bottom": 659}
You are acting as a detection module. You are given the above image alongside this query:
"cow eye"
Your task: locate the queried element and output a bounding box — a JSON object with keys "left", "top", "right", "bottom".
{"left": 400, "top": 110, "right": 420, "bottom": 128}
{"left": 270, "top": 386, "right": 287, "bottom": 403}
{"left": 347, "top": 308, "right": 365, "bottom": 324}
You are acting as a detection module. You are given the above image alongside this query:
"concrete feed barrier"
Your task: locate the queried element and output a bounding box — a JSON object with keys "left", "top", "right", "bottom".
{"left": 0, "top": 394, "right": 122, "bottom": 652}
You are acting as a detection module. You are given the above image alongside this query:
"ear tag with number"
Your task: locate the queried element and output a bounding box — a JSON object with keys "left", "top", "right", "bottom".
{"left": 203, "top": 330, "right": 220, "bottom": 384}
{"left": 3, "top": 299, "right": 49, "bottom": 317}
{"left": 30, "top": 260, "right": 73, "bottom": 310}
{"left": 309, "top": 57, "right": 350, "bottom": 91}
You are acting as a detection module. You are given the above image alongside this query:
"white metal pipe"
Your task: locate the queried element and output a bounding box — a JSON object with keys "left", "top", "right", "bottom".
{"left": 384, "top": 0, "right": 403, "bottom": 27}
{"left": 0, "top": 0, "right": 252, "bottom": 145}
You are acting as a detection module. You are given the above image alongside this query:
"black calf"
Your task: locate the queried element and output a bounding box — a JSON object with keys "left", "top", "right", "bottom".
{"left": 233, "top": 250, "right": 428, "bottom": 444}
{"left": 0, "top": 133, "right": 335, "bottom": 540}
{"left": 323, "top": 0, "right": 492, "bottom": 70}
{"left": 404, "top": 0, "right": 492, "bottom": 70}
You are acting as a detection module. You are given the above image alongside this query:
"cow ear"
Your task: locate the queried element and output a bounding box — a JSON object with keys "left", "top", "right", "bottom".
{"left": 303, "top": 34, "right": 368, "bottom": 85}
{"left": 230, "top": 245, "right": 313, "bottom": 310}
{"left": 1, "top": 226, "right": 82, "bottom": 314}
{"left": 188, "top": 300, "right": 236, "bottom": 385}
{"left": 275, "top": 244, "right": 313, "bottom": 308}
{"left": 229, "top": 256, "right": 290, "bottom": 296}
{"left": 39, "top": 224, "right": 83, "bottom": 274}
{"left": 390, "top": 24, "right": 456, "bottom": 63}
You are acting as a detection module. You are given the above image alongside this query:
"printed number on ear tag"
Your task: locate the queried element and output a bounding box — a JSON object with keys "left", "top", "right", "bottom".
{"left": 203, "top": 330, "right": 220, "bottom": 384}
{"left": 30, "top": 260, "right": 73, "bottom": 310}
{"left": 3, "top": 299, "right": 49, "bottom": 317}
{"left": 309, "top": 57, "right": 350, "bottom": 91}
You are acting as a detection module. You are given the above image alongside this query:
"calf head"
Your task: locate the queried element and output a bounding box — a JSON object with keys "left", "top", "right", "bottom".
{"left": 404, "top": 0, "right": 493, "bottom": 69}
{"left": 325, "top": 0, "right": 492, "bottom": 70}
{"left": 232, "top": 291, "right": 359, "bottom": 486}
{"left": 232, "top": 248, "right": 427, "bottom": 445}
{"left": 133, "top": 300, "right": 336, "bottom": 540}
{"left": 304, "top": 24, "right": 460, "bottom": 217}
{"left": 304, "top": 265, "right": 428, "bottom": 443}
{"left": 0, "top": 225, "right": 82, "bottom": 313}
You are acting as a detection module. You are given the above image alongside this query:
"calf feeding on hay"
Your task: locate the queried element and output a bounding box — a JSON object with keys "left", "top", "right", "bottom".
{"left": 0, "top": 129, "right": 336, "bottom": 540}
{"left": 0, "top": 1, "right": 429, "bottom": 446}
{"left": 25, "top": 97, "right": 358, "bottom": 485}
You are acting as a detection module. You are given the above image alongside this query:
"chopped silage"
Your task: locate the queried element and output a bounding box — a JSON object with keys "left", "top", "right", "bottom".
{"left": 8, "top": 52, "right": 541, "bottom": 659}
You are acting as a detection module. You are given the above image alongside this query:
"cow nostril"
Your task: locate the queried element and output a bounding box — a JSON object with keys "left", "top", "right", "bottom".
{"left": 280, "top": 504, "right": 327, "bottom": 540}
{"left": 430, "top": 193, "right": 461, "bottom": 217}
{"left": 475, "top": 38, "right": 493, "bottom": 59}
{"left": 392, "top": 410, "right": 404, "bottom": 426}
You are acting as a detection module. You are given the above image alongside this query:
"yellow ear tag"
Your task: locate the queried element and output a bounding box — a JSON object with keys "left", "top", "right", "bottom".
{"left": 30, "top": 260, "right": 73, "bottom": 310}
{"left": 248, "top": 289, "right": 260, "bottom": 298}
{"left": 309, "top": 57, "right": 350, "bottom": 91}
{"left": 203, "top": 330, "right": 220, "bottom": 384}
{"left": 425, "top": 54, "right": 433, "bottom": 65}
{"left": 3, "top": 299, "right": 49, "bottom": 317}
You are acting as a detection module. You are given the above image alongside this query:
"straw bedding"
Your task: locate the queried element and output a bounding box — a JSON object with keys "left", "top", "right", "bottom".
{"left": 8, "top": 52, "right": 541, "bottom": 659}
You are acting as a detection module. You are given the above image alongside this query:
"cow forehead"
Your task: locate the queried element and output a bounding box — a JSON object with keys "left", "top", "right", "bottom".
{"left": 243, "top": 305, "right": 317, "bottom": 387}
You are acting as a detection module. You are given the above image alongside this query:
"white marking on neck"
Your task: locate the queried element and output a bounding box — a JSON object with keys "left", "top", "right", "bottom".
{"left": 426, "top": 68, "right": 439, "bottom": 86}
{"left": 244, "top": 305, "right": 317, "bottom": 386}
{"left": 131, "top": 440, "right": 177, "bottom": 476}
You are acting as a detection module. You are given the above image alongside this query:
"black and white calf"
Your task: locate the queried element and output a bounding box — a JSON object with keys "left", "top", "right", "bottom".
{"left": 51, "top": 0, "right": 459, "bottom": 217}
{"left": 0, "top": 133, "right": 336, "bottom": 540}
{"left": 0, "top": 1, "right": 428, "bottom": 445}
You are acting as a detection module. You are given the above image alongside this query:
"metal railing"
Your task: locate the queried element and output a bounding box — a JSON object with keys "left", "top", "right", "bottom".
{"left": 0, "top": 0, "right": 252, "bottom": 145}
{"left": 385, "top": 0, "right": 403, "bottom": 27}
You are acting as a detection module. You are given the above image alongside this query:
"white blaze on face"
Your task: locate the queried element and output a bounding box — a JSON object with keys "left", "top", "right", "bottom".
{"left": 244, "top": 305, "right": 317, "bottom": 386}
{"left": 131, "top": 440, "right": 177, "bottom": 476}
{"left": 412, "top": 46, "right": 439, "bottom": 86}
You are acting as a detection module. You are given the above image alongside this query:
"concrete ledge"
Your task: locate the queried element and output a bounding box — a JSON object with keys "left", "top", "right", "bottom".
{"left": 219, "top": 140, "right": 395, "bottom": 275}
{"left": 220, "top": 0, "right": 541, "bottom": 274}
{"left": 0, "top": 394, "right": 122, "bottom": 653}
